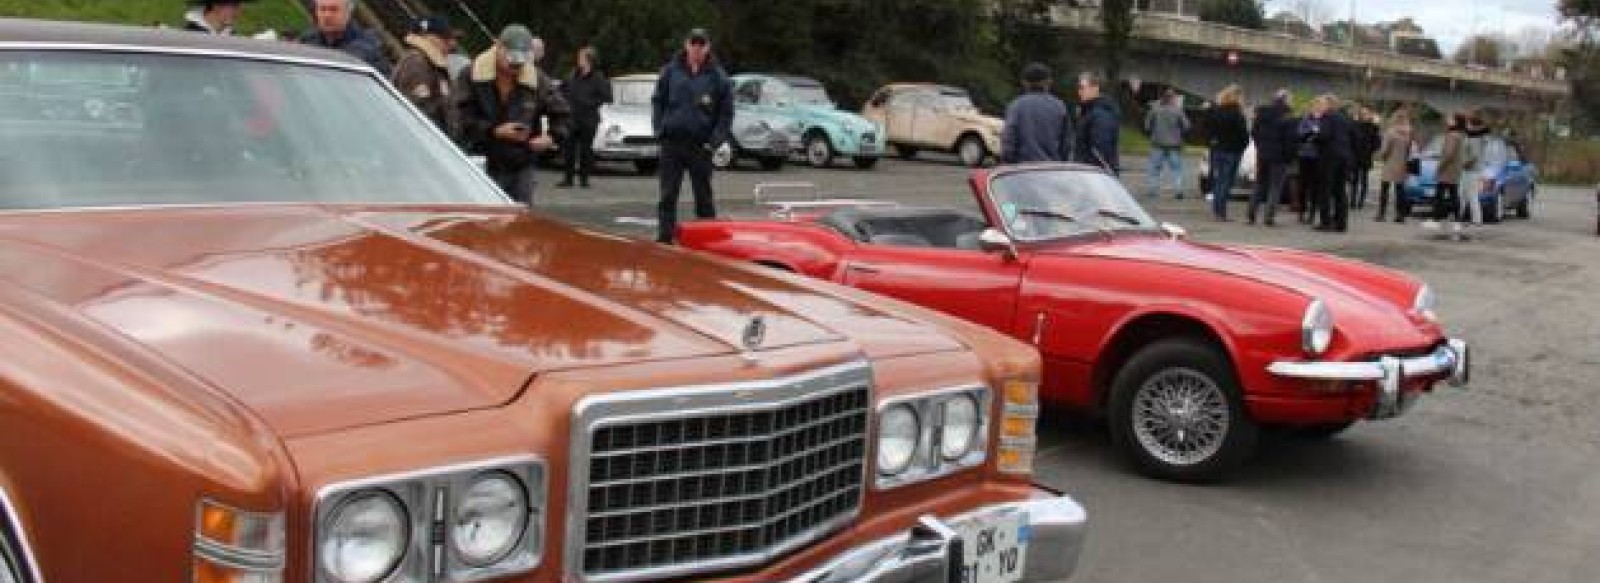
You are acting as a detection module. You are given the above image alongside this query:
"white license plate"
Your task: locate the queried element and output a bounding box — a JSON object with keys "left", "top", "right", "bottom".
{"left": 957, "top": 511, "right": 1028, "bottom": 583}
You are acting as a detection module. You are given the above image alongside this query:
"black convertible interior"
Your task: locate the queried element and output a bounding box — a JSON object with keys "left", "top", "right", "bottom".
{"left": 817, "top": 207, "right": 989, "bottom": 249}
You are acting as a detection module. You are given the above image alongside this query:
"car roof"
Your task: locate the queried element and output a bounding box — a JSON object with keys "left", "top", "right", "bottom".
{"left": 879, "top": 83, "right": 965, "bottom": 94}
{"left": 0, "top": 17, "right": 366, "bottom": 70}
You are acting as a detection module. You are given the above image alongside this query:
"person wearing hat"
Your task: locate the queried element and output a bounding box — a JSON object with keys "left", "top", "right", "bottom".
{"left": 392, "top": 15, "right": 459, "bottom": 141}
{"left": 650, "top": 27, "right": 733, "bottom": 244}
{"left": 300, "top": 0, "right": 389, "bottom": 75}
{"left": 558, "top": 46, "right": 612, "bottom": 189}
{"left": 183, "top": 0, "right": 250, "bottom": 35}
{"left": 1000, "top": 62, "right": 1071, "bottom": 165}
{"left": 458, "top": 24, "right": 571, "bottom": 204}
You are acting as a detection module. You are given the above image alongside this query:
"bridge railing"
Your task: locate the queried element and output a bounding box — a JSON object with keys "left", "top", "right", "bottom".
{"left": 1049, "top": 7, "right": 1568, "bottom": 95}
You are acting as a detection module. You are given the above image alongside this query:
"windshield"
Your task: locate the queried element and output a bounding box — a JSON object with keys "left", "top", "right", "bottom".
{"left": 0, "top": 51, "right": 503, "bottom": 210}
{"left": 614, "top": 79, "right": 654, "bottom": 106}
{"left": 989, "top": 169, "right": 1157, "bottom": 241}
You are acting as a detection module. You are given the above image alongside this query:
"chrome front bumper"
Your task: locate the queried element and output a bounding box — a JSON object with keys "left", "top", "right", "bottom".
{"left": 788, "top": 493, "right": 1087, "bottom": 583}
{"left": 1267, "top": 339, "right": 1470, "bottom": 419}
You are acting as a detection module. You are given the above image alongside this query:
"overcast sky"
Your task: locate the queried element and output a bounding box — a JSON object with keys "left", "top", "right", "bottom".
{"left": 1261, "top": 0, "right": 1563, "bottom": 53}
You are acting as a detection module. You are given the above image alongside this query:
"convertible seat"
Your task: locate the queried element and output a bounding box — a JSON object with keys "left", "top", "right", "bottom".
{"left": 817, "top": 207, "right": 987, "bottom": 249}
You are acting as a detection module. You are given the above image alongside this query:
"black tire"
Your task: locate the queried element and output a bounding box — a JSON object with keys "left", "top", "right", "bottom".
{"left": 1199, "top": 175, "right": 1213, "bottom": 195}
{"left": 894, "top": 144, "right": 919, "bottom": 160}
{"left": 1292, "top": 421, "right": 1356, "bottom": 440}
{"left": 1108, "top": 337, "right": 1257, "bottom": 482}
{"left": 955, "top": 134, "right": 988, "bottom": 168}
{"left": 805, "top": 133, "right": 835, "bottom": 167}
{"left": 633, "top": 160, "right": 658, "bottom": 175}
{"left": 852, "top": 156, "right": 879, "bottom": 170}
{"left": 759, "top": 156, "right": 785, "bottom": 171}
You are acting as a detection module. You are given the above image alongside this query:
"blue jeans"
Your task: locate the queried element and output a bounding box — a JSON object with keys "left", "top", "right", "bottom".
{"left": 1209, "top": 150, "right": 1242, "bottom": 218}
{"left": 1146, "top": 147, "right": 1184, "bottom": 198}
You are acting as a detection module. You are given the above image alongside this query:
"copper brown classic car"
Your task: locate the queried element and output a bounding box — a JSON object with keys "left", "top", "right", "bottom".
{"left": 0, "top": 20, "right": 1084, "bottom": 583}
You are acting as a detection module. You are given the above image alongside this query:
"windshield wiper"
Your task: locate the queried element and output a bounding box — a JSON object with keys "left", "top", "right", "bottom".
{"left": 1018, "top": 208, "right": 1078, "bottom": 223}
{"left": 1095, "top": 208, "right": 1143, "bottom": 227}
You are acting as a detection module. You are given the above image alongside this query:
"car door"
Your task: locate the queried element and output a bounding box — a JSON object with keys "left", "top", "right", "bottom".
{"left": 837, "top": 243, "right": 1025, "bottom": 338}
{"left": 885, "top": 90, "right": 921, "bottom": 145}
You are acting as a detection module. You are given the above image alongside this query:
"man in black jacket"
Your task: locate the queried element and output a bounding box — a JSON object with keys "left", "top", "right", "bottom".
{"left": 1072, "top": 73, "right": 1120, "bottom": 174}
{"left": 1001, "top": 63, "right": 1070, "bottom": 164}
{"left": 1247, "top": 89, "right": 1296, "bottom": 226}
{"left": 392, "top": 16, "right": 458, "bottom": 141}
{"left": 301, "top": 0, "right": 390, "bottom": 75}
{"left": 1318, "top": 95, "right": 1354, "bottom": 231}
{"left": 458, "top": 25, "right": 570, "bottom": 205}
{"left": 558, "top": 46, "right": 612, "bottom": 189}
{"left": 651, "top": 28, "right": 733, "bottom": 244}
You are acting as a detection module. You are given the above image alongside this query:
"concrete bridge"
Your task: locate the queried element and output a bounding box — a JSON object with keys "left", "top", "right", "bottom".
{"left": 1047, "top": 7, "right": 1568, "bottom": 114}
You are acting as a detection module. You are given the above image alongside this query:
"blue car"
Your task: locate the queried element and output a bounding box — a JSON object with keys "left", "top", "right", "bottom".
{"left": 1403, "top": 135, "right": 1535, "bottom": 220}
{"left": 731, "top": 74, "right": 887, "bottom": 169}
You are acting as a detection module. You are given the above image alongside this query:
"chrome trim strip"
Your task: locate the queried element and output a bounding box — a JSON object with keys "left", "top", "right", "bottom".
{"left": 311, "top": 455, "right": 546, "bottom": 583}
{"left": 1266, "top": 342, "right": 1463, "bottom": 382}
{"left": 193, "top": 538, "right": 283, "bottom": 572}
{"left": 0, "top": 485, "right": 43, "bottom": 583}
{"left": 873, "top": 384, "right": 991, "bottom": 490}
{"left": 566, "top": 360, "right": 874, "bottom": 583}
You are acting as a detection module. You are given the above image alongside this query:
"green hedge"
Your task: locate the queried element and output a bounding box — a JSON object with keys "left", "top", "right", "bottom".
{"left": 0, "top": 0, "right": 307, "bottom": 36}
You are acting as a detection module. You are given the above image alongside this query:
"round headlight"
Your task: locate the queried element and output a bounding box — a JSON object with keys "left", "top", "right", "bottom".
{"left": 1302, "top": 300, "right": 1334, "bottom": 356}
{"left": 320, "top": 491, "right": 408, "bottom": 583}
{"left": 877, "top": 404, "right": 920, "bottom": 476}
{"left": 939, "top": 394, "right": 981, "bottom": 461}
{"left": 1412, "top": 284, "right": 1438, "bottom": 321}
{"left": 450, "top": 471, "right": 530, "bottom": 566}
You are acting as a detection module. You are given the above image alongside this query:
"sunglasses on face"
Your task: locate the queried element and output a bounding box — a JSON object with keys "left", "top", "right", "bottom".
{"left": 689, "top": 39, "right": 708, "bottom": 47}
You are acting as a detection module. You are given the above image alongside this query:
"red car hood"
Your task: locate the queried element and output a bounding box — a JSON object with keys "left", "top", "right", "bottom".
{"left": 0, "top": 205, "right": 962, "bottom": 436}
{"left": 1040, "top": 235, "right": 1438, "bottom": 349}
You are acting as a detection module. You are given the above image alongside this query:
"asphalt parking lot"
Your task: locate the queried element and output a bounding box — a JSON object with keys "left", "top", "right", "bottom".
{"left": 537, "top": 154, "right": 1600, "bottom": 583}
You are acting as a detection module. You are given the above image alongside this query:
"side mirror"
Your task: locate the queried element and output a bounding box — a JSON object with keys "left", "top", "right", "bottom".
{"left": 978, "top": 228, "right": 1017, "bottom": 257}
{"left": 1160, "top": 222, "right": 1188, "bottom": 240}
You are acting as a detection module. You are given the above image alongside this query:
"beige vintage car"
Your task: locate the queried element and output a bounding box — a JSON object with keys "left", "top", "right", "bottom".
{"left": 862, "top": 83, "right": 1003, "bottom": 167}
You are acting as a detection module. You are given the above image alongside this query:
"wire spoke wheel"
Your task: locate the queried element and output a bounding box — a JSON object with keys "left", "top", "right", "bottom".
{"left": 1132, "top": 368, "right": 1231, "bottom": 467}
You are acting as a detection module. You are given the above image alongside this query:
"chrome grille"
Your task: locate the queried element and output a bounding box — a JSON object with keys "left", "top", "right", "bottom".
{"left": 568, "top": 363, "right": 872, "bottom": 582}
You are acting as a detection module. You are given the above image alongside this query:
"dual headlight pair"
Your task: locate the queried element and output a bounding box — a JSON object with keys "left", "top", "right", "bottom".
{"left": 315, "top": 458, "right": 543, "bottom": 583}
{"left": 875, "top": 388, "right": 989, "bottom": 488}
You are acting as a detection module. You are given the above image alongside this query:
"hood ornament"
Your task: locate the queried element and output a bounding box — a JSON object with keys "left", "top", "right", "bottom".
{"left": 741, "top": 315, "right": 767, "bottom": 362}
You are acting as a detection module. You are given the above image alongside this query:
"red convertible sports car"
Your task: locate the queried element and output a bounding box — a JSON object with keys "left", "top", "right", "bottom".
{"left": 680, "top": 163, "right": 1470, "bottom": 481}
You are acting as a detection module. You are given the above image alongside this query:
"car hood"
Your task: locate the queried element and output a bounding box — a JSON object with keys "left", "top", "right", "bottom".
{"left": 796, "top": 105, "right": 877, "bottom": 132}
{"left": 1039, "top": 236, "right": 1436, "bottom": 347}
{"left": 0, "top": 205, "right": 964, "bottom": 436}
{"left": 950, "top": 111, "right": 1003, "bottom": 131}
{"left": 599, "top": 104, "right": 653, "bottom": 134}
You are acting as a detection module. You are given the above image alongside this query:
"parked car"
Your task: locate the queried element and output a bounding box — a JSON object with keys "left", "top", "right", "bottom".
{"left": 1196, "top": 141, "right": 1258, "bottom": 199}
{"left": 731, "top": 73, "right": 887, "bottom": 169}
{"left": 862, "top": 83, "right": 1002, "bottom": 167}
{"left": 1404, "top": 135, "right": 1537, "bottom": 219}
{"left": 593, "top": 73, "right": 661, "bottom": 175}
{"left": 0, "top": 20, "right": 1087, "bottom": 582}
{"left": 680, "top": 163, "right": 1470, "bottom": 481}
{"left": 719, "top": 81, "right": 801, "bottom": 171}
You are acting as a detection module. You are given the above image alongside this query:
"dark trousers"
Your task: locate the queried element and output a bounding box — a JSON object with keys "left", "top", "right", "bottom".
{"left": 1209, "top": 150, "right": 1242, "bottom": 219}
{"left": 564, "top": 123, "right": 598, "bottom": 184}
{"left": 491, "top": 165, "right": 537, "bottom": 205}
{"left": 1297, "top": 157, "right": 1321, "bottom": 223}
{"left": 1434, "top": 183, "right": 1460, "bottom": 221}
{"left": 1377, "top": 181, "right": 1411, "bottom": 220}
{"left": 1349, "top": 166, "right": 1370, "bottom": 208}
{"left": 657, "top": 141, "right": 716, "bottom": 243}
{"left": 1319, "top": 159, "right": 1349, "bottom": 229}
{"left": 1249, "top": 162, "right": 1288, "bottom": 224}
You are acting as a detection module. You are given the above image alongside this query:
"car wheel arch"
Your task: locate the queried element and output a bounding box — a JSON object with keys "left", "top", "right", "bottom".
{"left": 1090, "top": 311, "right": 1241, "bottom": 412}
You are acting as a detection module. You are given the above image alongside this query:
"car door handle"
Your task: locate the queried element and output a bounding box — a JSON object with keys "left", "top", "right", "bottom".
{"left": 846, "top": 262, "right": 882, "bottom": 274}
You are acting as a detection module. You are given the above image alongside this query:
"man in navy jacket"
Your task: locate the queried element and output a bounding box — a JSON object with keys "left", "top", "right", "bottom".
{"left": 651, "top": 28, "right": 734, "bottom": 244}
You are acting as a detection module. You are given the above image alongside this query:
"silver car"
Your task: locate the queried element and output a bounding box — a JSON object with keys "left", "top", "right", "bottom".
{"left": 593, "top": 73, "right": 662, "bottom": 174}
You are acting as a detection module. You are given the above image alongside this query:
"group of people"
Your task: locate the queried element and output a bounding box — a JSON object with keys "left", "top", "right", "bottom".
{"left": 1154, "top": 83, "right": 1503, "bottom": 237}
{"left": 999, "top": 63, "right": 1123, "bottom": 174}
{"left": 182, "top": 0, "right": 734, "bottom": 244}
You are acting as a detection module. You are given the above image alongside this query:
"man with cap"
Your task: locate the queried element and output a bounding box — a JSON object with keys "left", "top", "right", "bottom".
{"left": 650, "top": 27, "right": 733, "bottom": 244}
{"left": 392, "top": 15, "right": 459, "bottom": 141}
{"left": 558, "top": 45, "right": 611, "bottom": 189}
{"left": 300, "top": 0, "right": 389, "bottom": 75}
{"left": 1001, "top": 62, "right": 1070, "bottom": 164}
{"left": 183, "top": 0, "right": 250, "bottom": 35}
{"left": 458, "top": 24, "right": 570, "bottom": 205}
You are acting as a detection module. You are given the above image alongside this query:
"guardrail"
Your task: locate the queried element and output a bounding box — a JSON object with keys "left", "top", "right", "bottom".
{"left": 1049, "top": 7, "right": 1569, "bottom": 96}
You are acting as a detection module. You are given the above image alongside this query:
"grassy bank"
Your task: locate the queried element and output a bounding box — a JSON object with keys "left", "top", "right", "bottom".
{"left": 1540, "top": 139, "right": 1600, "bottom": 186}
{"left": 0, "top": 0, "right": 307, "bottom": 36}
